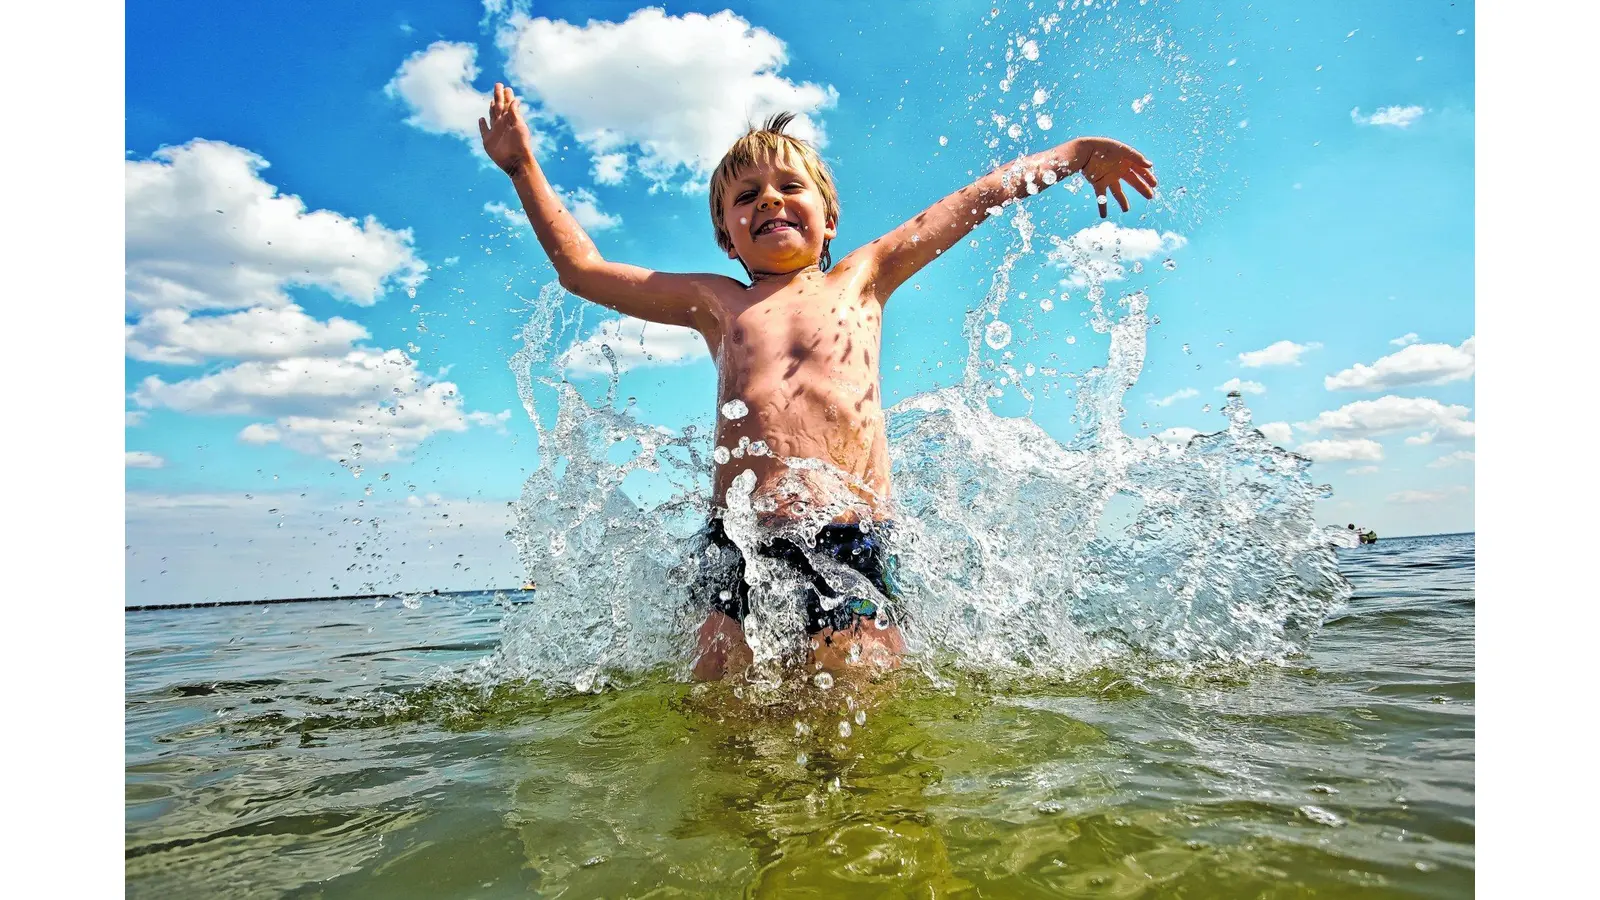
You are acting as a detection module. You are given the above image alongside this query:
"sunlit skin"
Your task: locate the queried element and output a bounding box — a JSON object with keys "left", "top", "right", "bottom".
{"left": 480, "top": 84, "right": 1155, "bottom": 681}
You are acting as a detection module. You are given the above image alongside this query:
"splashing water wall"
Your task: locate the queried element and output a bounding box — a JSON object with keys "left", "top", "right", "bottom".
{"left": 482, "top": 3, "right": 1351, "bottom": 694}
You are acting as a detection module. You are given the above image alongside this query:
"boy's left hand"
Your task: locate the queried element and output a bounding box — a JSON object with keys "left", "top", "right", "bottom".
{"left": 1066, "top": 138, "right": 1157, "bottom": 217}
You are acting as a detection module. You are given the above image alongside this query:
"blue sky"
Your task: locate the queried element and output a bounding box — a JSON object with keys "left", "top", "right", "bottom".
{"left": 123, "top": 0, "right": 1475, "bottom": 604}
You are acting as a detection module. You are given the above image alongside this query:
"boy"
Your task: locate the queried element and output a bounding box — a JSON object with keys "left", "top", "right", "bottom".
{"left": 479, "top": 84, "right": 1156, "bottom": 680}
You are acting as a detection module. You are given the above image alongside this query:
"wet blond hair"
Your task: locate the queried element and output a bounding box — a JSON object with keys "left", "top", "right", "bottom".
{"left": 708, "top": 112, "right": 840, "bottom": 271}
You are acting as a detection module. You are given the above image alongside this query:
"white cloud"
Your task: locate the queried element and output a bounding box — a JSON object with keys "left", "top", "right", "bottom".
{"left": 1296, "top": 438, "right": 1383, "bottom": 462}
{"left": 487, "top": 187, "right": 620, "bottom": 232}
{"left": 126, "top": 410, "right": 147, "bottom": 427}
{"left": 1324, "top": 336, "right": 1475, "bottom": 391}
{"left": 126, "top": 451, "right": 165, "bottom": 469}
{"left": 1346, "top": 465, "right": 1380, "bottom": 475}
{"left": 1351, "top": 105, "right": 1426, "bottom": 128}
{"left": 1427, "top": 450, "right": 1476, "bottom": 468}
{"left": 491, "top": 8, "right": 838, "bottom": 191}
{"left": 1149, "top": 387, "right": 1198, "bottom": 408}
{"left": 557, "top": 316, "right": 709, "bottom": 375}
{"left": 1217, "top": 377, "right": 1266, "bottom": 395}
{"left": 484, "top": 200, "right": 525, "bottom": 230}
{"left": 1154, "top": 426, "right": 1201, "bottom": 446}
{"left": 133, "top": 349, "right": 483, "bottom": 463}
{"left": 556, "top": 186, "right": 622, "bottom": 231}
{"left": 126, "top": 140, "right": 427, "bottom": 312}
{"left": 1298, "top": 395, "right": 1473, "bottom": 443}
{"left": 1237, "top": 339, "right": 1321, "bottom": 368}
{"left": 1388, "top": 486, "right": 1468, "bottom": 504}
{"left": 1406, "top": 419, "right": 1475, "bottom": 446}
{"left": 125, "top": 305, "right": 368, "bottom": 364}
{"left": 1389, "top": 332, "right": 1419, "bottom": 347}
{"left": 1047, "top": 222, "right": 1187, "bottom": 287}
{"left": 467, "top": 409, "right": 513, "bottom": 433}
{"left": 592, "top": 152, "right": 628, "bottom": 185}
{"left": 1257, "top": 421, "right": 1293, "bottom": 444}
{"left": 385, "top": 41, "right": 522, "bottom": 155}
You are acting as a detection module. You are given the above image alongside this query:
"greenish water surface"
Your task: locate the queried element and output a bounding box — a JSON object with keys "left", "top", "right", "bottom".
{"left": 126, "top": 533, "right": 1472, "bottom": 898}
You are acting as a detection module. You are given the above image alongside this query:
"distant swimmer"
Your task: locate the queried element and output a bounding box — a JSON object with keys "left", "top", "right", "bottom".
{"left": 480, "top": 85, "right": 1157, "bottom": 680}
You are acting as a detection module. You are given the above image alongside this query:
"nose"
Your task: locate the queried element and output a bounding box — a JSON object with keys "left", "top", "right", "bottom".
{"left": 758, "top": 187, "right": 783, "bottom": 211}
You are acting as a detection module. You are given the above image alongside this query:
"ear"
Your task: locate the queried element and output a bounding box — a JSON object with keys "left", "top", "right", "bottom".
{"left": 727, "top": 246, "right": 741, "bottom": 260}
{"left": 823, "top": 215, "right": 838, "bottom": 241}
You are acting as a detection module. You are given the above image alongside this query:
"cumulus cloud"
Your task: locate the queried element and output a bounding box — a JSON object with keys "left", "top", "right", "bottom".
{"left": 486, "top": 188, "right": 620, "bottom": 233}
{"left": 1149, "top": 387, "right": 1198, "bottom": 408}
{"left": 385, "top": 41, "right": 505, "bottom": 149}
{"left": 126, "top": 451, "right": 165, "bottom": 469}
{"left": 124, "top": 140, "right": 509, "bottom": 462}
{"left": 1324, "top": 336, "right": 1475, "bottom": 391}
{"left": 1388, "top": 486, "right": 1468, "bottom": 504}
{"left": 1427, "top": 450, "right": 1475, "bottom": 468}
{"left": 126, "top": 305, "right": 368, "bottom": 364}
{"left": 1237, "top": 339, "right": 1321, "bottom": 368}
{"left": 491, "top": 8, "right": 838, "bottom": 191}
{"left": 557, "top": 316, "right": 710, "bottom": 375}
{"left": 1047, "top": 222, "right": 1187, "bottom": 287}
{"left": 1389, "top": 332, "right": 1419, "bottom": 347}
{"left": 1257, "top": 421, "right": 1293, "bottom": 444}
{"left": 126, "top": 140, "right": 427, "bottom": 312}
{"left": 1298, "top": 395, "right": 1473, "bottom": 443}
{"left": 1217, "top": 377, "right": 1266, "bottom": 395}
{"left": 1351, "top": 105, "right": 1426, "bottom": 128}
{"left": 132, "top": 349, "right": 494, "bottom": 462}
{"left": 1296, "top": 438, "right": 1383, "bottom": 462}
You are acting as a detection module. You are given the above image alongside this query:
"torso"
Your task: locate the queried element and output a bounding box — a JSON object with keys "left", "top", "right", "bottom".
{"left": 696, "top": 262, "right": 890, "bottom": 522}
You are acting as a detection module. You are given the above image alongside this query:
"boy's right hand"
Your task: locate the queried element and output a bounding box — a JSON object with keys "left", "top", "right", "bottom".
{"left": 479, "top": 83, "right": 536, "bottom": 178}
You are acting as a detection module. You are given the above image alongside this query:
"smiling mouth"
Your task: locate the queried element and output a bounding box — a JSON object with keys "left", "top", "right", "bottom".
{"left": 754, "top": 218, "right": 799, "bottom": 236}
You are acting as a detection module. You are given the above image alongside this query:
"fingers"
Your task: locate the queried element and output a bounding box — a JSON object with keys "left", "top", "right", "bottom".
{"left": 1093, "top": 178, "right": 1109, "bottom": 218}
{"left": 1109, "top": 180, "right": 1130, "bottom": 213}
{"left": 1125, "top": 169, "right": 1155, "bottom": 200}
{"left": 479, "top": 117, "right": 490, "bottom": 142}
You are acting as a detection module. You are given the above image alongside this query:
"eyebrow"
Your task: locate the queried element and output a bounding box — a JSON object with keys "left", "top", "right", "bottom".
{"left": 733, "top": 168, "right": 806, "bottom": 189}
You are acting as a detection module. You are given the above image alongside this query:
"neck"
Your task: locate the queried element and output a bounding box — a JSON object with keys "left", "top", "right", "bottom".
{"left": 746, "top": 262, "right": 821, "bottom": 285}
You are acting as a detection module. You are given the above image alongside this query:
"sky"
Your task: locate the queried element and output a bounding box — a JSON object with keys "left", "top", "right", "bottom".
{"left": 123, "top": 0, "right": 1476, "bottom": 605}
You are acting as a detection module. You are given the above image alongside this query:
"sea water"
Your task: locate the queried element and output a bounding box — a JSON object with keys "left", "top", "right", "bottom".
{"left": 126, "top": 5, "right": 1471, "bottom": 895}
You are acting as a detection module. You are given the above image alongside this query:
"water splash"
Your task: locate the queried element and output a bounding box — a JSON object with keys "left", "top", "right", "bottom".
{"left": 473, "top": 4, "right": 1342, "bottom": 695}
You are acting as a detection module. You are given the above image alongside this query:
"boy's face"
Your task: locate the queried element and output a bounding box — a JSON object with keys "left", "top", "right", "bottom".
{"left": 720, "top": 150, "right": 836, "bottom": 276}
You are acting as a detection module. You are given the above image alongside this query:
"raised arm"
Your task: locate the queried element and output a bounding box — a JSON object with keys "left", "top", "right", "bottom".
{"left": 479, "top": 84, "right": 730, "bottom": 329}
{"left": 845, "top": 137, "right": 1156, "bottom": 303}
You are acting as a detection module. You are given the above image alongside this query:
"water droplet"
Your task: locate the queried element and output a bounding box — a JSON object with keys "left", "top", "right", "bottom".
{"left": 721, "top": 399, "right": 748, "bottom": 420}
{"left": 985, "top": 320, "right": 1012, "bottom": 349}
{"left": 1039, "top": 297, "right": 1054, "bottom": 311}
{"left": 1040, "top": 169, "right": 1057, "bottom": 185}
{"left": 1025, "top": 363, "right": 1036, "bottom": 377}
{"left": 796, "top": 751, "right": 808, "bottom": 766}
{"left": 402, "top": 595, "right": 421, "bottom": 610}
{"left": 1022, "top": 40, "right": 1039, "bottom": 60}
{"left": 838, "top": 720, "right": 853, "bottom": 738}
{"left": 1065, "top": 335, "right": 1076, "bottom": 344}
{"left": 1181, "top": 343, "right": 1191, "bottom": 354}
{"left": 1035, "top": 113, "right": 1053, "bottom": 130}
{"left": 813, "top": 672, "right": 834, "bottom": 690}
{"left": 855, "top": 710, "right": 867, "bottom": 725}
{"left": 1032, "top": 88, "right": 1048, "bottom": 104}
{"left": 938, "top": 135, "right": 948, "bottom": 146}
{"left": 748, "top": 440, "right": 769, "bottom": 457}
{"left": 713, "top": 446, "right": 731, "bottom": 464}
{"left": 1007, "top": 123, "right": 1023, "bottom": 140}
{"left": 1201, "top": 404, "right": 1212, "bottom": 413}
{"left": 1132, "top": 93, "right": 1153, "bottom": 113}
{"left": 1162, "top": 258, "right": 1177, "bottom": 270}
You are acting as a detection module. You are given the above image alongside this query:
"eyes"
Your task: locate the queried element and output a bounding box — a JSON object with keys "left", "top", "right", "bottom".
{"left": 734, "top": 182, "right": 806, "bottom": 205}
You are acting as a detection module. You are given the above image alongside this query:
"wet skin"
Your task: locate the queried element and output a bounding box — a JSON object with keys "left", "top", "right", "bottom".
{"left": 478, "top": 82, "right": 1156, "bottom": 681}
